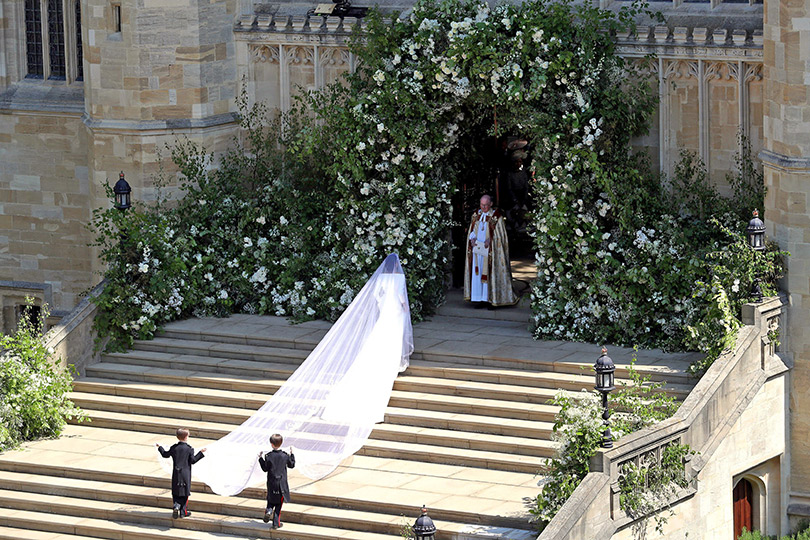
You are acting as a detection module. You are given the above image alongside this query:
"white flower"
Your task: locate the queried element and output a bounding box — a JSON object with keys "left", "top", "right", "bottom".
{"left": 372, "top": 70, "right": 386, "bottom": 84}
{"left": 575, "top": 229, "right": 584, "bottom": 237}
{"left": 251, "top": 267, "right": 268, "bottom": 284}
{"left": 219, "top": 290, "right": 228, "bottom": 300}
{"left": 413, "top": 70, "right": 424, "bottom": 80}
{"left": 306, "top": 307, "right": 316, "bottom": 316}
{"left": 392, "top": 54, "right": 401, "bottom": 65}
{"left": 532, "top": 29, "right": 544, "bottom": 42}
{"left": 279, "top": 216, "right": 289, "bottom": 225}
{"left": 377, "top": 123, "right": 385, "bottom": 133}
{"left": 243, "top": 237, "right": 253, "bottom": 248}
{"left": 357, "top": 141, "right": 367, "bottom": 151}
{"left": 732, "top": 279, "right": 740, "bottom": 293}
{"left": 138, "top": 263, "right": 149, "bottom": 273}
{"left": 256, "top": 216, "right": 266, "bottom": 225}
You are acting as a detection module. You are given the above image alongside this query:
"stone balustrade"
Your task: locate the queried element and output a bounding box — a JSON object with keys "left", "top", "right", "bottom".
{"left": 538, "top": 295, "right": 788, "bottom": 539}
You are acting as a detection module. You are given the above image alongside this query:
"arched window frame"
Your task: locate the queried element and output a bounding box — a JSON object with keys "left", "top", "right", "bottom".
{"left": 23, "top": 0, "right": 83, "bottom": 83}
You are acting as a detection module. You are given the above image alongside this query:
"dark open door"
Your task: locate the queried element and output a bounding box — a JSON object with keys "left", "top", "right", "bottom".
{"left": 733, "top": 478, "right": 754, "bottom": 538}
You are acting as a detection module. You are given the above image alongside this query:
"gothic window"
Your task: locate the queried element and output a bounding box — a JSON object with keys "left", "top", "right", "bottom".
{"left": 75, "top": 0, "right": 83, "bottom": 80}
{"left": 47, "top": 0, "right": 66, "bottom": 79}
{"left": 24, "top": 0, "right": 83, "bottom": 82}
{"left": 25, "top": 0, "right": 44, "bottom": 78}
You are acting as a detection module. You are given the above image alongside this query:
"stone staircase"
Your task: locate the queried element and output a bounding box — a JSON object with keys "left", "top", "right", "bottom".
{"left": 0, "top": 313, "right": 698, "bottom": 540}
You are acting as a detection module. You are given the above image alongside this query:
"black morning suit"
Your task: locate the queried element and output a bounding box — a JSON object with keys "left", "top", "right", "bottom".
{"left": 258, "top": 449, "right": 295, "bottom": 527}
{"left": 157, "top": 441, "right": 205, "bottom": 515}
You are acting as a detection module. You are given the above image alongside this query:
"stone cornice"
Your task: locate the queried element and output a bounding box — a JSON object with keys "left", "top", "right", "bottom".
{"left": 760, "top": 149, "right": 810, "bottom": 174}
{"left": 234, "top": 18, "right": 763, "bottom": 60}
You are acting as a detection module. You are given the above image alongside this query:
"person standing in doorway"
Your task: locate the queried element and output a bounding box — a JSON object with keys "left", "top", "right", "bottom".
{"left": 464, "top": 194, "right": 517, "bottom": 308}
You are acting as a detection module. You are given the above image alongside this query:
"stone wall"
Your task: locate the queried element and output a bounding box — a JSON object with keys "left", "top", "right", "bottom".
{"left": 760, "top": 0, "right": 810, "bottom": 522}
{"left": 82, "top": 0, "right": 237, "bottom": 122}
{"left": 0, "top": 110, "right": 92, "bottom": 310}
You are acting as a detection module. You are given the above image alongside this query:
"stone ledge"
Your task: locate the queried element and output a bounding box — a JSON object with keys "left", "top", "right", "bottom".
{"left": 82, "top": 112, "right": 239, "bottom": 132}
{"left": 0, "top": 80, "right": 84, "bottom": 114}
{"left": 759, "top": 149, "right": 810, "bottom": 174}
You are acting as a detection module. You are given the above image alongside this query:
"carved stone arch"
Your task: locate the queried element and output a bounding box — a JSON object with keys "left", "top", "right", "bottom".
{"left": 319, "top": 47, "right": 350, "bottom": 67}
{"left": 663, "top": 60, "right": 699, "bottom": 80}
{"left": 744, "top": 63, "right": 763, "bottom": 84}
{"left": 251, "top": 44, "right": 280, "bottom": 64}
{"left": 285, "top": 45, "right": 315, "bottom": 65}
{"left": 733, "top": 473, "right": 768, "bottom": 536}
{"left": 705, "top": 61, "right": 737, "bottom": 82}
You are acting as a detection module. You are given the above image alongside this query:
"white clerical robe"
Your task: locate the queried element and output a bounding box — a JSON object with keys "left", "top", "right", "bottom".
{"left": 468, "top": 210, "right": 491, "bottom": 302}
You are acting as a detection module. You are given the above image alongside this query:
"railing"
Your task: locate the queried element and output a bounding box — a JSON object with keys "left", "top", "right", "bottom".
{"left": 538, "top": 295, "right": 788, "bottom": 539}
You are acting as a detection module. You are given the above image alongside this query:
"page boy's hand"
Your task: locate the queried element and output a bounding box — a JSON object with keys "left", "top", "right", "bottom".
{"left": 258, "top": 451, "right": 263, "bottom": 458}
{"left": 200, "top": 448, "right": 207, "bottom": 453}
{"left": 155, "top": 443, "right": 160, "bottom": 448}
{"left": 289, "top": 446, "right": 294, "bottom": 454}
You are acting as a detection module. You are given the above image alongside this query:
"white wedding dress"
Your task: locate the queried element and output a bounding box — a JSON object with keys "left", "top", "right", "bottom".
{"left": 175, "top": 254, "right": 413, "bottom": 496}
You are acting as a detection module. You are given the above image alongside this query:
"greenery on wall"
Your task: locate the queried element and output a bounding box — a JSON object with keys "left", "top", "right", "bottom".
{"left": 529, "top": 359, "right": 683, "bottom": 525}
{"left": 0, "top": 300, "right": 84, "bottom": 451}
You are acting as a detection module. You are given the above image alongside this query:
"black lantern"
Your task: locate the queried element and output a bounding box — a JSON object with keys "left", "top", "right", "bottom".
{"left": 746, "top": 209, "right": 766, "bottom": 302}
{"left": 113, "top": 172, "right": 132, "bottom": 210}
{"left": 746, "top": 209, "right": 766, "bottom": 252}
{"left": 594, "top": 347, "right": 615, "bottom": 449}
{"left": 412, "top": 506, "right": 436, "bottom": 540}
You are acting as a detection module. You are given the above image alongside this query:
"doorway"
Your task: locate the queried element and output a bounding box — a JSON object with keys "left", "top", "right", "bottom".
{"left": 733, "top": 478, "right": 754, "bottom": 538}
{"left": 449, "top": 132, "right": 535, "bottom": 288}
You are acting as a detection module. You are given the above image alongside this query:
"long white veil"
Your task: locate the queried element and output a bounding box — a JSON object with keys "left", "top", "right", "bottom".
{"left": 183, "top": 254, "right": 413, "bottom": 496}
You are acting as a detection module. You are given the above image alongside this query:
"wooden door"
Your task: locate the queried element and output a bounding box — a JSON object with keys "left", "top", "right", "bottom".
{"left": 733, "top": 478, "right": 754, "bottom": 538}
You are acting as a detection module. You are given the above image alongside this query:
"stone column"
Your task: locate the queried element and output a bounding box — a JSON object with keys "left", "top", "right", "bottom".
{"left": 762, "top": 0, "right": 810, "bottom": 531}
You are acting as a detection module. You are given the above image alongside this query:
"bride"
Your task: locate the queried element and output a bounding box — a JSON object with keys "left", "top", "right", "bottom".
{"left": 183, "top": 254, "right": 413, "bottom": 496}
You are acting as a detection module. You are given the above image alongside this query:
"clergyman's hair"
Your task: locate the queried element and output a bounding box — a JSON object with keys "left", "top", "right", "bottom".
{"left": 270, "top": 433, "right": 283, "bottom": 447}
{"left": 176, "top": 428, "right": 190, "bottom": 440}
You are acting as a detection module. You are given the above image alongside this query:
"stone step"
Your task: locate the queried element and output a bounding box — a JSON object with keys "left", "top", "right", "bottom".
{"left": 102, "top": 348, "right": 692, "bottom": 399}
{"left": 0, "top": 431, "right": 538, "bottom": 530}
{"left": 83, "top": 364, "right": 561, "bottom": 422}
{"left": 0, "top": 470, "right": 535, "bottom": 540}
{"left": 72, "top": 407, "right": 556, "bottom": 463}
{"left": 0, "top": 526, "right": 103, "bottom": 540}
{"left": 99, "top": 349, "right": 582, "bottom": 404}
{"left": 0, "top": 489, "right": 399, "bottom": 540}
{"left": 145, "top": 330, "right": 695, "bottom": 385}
{"left": 72, "top": 379, "right": 554, "bottom": 439}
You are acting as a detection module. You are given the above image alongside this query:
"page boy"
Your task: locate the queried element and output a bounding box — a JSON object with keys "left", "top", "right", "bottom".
{"left": 258, "top": 433, "right": 295, "bottom": 529}
{"left": 156, "top": 428, "right": 206, "bottom": 518}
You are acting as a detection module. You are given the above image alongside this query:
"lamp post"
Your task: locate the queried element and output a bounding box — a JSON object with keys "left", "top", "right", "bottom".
{"left": 594, "top": 347, "right": 615, "bottom": 449}
{"left": 113, "top": 171, "right": 132, "bottom": 211}
{"left": 412, "top": 506, "right": 436, "bottom": 540}
{"left": 746, "top": 209, "right": 766, "bottom": 302}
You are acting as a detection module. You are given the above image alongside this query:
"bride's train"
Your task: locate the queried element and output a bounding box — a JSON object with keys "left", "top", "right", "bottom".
{"left": 173, "top": 254, "right": 413, "bottom": 496}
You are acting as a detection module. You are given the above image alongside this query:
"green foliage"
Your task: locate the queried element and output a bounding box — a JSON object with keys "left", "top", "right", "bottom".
{"left": 530, "top": 358, "right": 680, "bottom": 525}
{"left": 0, "top": 299, "right": 85, "bottom": 451}
{"left": 618, "top": 442, "right": 693, "bottom": 535}
{"left": 533, "top": 142, "right": 786, "bottom": 374}
{"left": 738, "top": 522, "right": 810, "bottom": 540}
